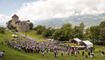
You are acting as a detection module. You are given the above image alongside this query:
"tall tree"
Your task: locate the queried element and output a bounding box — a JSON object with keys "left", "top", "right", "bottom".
{"left": 53, "top": 23, "right": 73, "bottom": 41}
{"left": 99, "top": 28, "right": 105, "bottom": 45}
{"left": 89, "top": 26, "right": 100, "bottom": 43}
{"left": 84, "top": 27, "right": 91, "bottom": 40}
{"left": 42, "top": 27, "right": 55, "bottom": 38}
{"left": 73, "top": 26, "right": 83, "bottom": 39}
{"left": 61, "top": 23, "right": 73, "bottom": 40}
{"left": 34, "top": 25, "right": 46, "bottom": 34}
{"left": 29, "top": 22, "right": 33, "bottom": 29}
{"left": 99, "top": 21, "right": 105, "bottom": 28}
{"left": 53, "top": 29, "right": 65, "bottom": 41}
{"left": 80, "top": 22, "right": 85, "bottom": 30}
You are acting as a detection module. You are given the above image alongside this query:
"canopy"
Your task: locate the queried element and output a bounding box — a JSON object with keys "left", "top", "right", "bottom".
{"left": 83, "top": 40, "right": 93, "bottom": 48}
{"left": 73, "top": 38, "right": 81, "bottom": 42}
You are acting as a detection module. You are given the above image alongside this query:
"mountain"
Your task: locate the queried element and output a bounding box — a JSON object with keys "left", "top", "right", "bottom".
{"left": 34, "top": 14, "right": 105, "bottom": 28}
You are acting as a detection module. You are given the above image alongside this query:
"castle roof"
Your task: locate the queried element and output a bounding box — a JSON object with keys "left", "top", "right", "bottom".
{"left": 12, "top": 14, "right": 19, "bottom": 18}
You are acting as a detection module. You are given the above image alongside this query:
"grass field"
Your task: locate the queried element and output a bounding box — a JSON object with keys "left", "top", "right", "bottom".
{"left": 19, "top": 30, "right": 47, "bottom": 42}
{"left": 0, "top": 30, "right": 12, "bottom": 43}
{"left": 0, "top": 44, "right": 105, "bottom": 60}
{"left": 0, "top": 30, "right": 105, "bottom": 60}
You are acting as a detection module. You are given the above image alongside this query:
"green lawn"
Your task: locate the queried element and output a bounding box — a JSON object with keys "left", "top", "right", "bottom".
{"left": 0, "top": 30, "right": 12, "bottom": 42}
{"left": 0, "top": 44, "right": 105, "bottom": 60}
{"left": 19, "top": 30, "right": 48, "bottom": 42}
{"left": 0, "top": 30, "right": 105, "bottom": 60}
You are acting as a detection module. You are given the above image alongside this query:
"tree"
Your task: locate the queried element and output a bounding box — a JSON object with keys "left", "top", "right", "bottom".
{"left": 7, "top": 20, "right": 17, "bottom": 32}
{"left": 80, "top": 22, "right": 85, "bottom": 31}
{"left": 34, "top": 25, "right": 46, "bottom": 34}
{"left": 53, "top": 29, "right": 65, "bottom": 41}
{"left": 52, "top": 23, "right": 73, "bottom": 41}
{"left": 99, "top": 21, "right": 105, "bottom": 28}
{"left": 84, "top": 27, "right": 91, "bottom": 40}
{"left": 73, "top": 26, "right": 83, "bottom": 39}
{"left": 29, "top": 22, "right": 33, "bottom": 29}
{"left": 99, "top": 28, "right": 105, "bottom": 45}
{"left": 62, "top": 23, "right": 73, "bottom": 40}
{"left": 89, "top": 26, "right": 100, "bottom": 43}
{"left": 42, "top": 27, "right": 55, "bottom": 38}
{"left": 0, "top": 27, "right": 5, "bottom": 33}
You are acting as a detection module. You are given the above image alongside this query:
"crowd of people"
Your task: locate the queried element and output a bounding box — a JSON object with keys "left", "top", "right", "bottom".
{"left": 0, "top": 37, "right": 104, "bottom": 58}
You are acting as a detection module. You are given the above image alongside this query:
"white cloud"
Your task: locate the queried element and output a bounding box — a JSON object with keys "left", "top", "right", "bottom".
{"left": 1, "top": 0, "right": 105, "bottom": 27}
{"left": 0, "top": 14, "right": 9, "bottom": 27}
{"left": 15, "top": 0, "right": 105, "bottom": 21}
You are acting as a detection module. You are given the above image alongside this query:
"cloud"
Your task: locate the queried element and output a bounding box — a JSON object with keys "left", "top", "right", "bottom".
{"left": 1, "top": 0, "right": 105, "bottom": 27}
{"left": 15, "top": 0, "right": 105, "bottom": 21}
{"left": 0, "top": 14, "right": 9, "bottom": 27}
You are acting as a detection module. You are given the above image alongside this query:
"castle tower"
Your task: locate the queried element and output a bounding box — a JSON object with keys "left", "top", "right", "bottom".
{"left": 12, "top": 14, "right": 19, "bottom": 25}
{"left": 9, "top": 14, "right": 32, "bottom": 32}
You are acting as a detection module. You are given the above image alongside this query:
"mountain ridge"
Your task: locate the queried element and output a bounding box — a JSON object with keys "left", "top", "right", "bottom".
{"left": 34, "top": 14, "right": 105, "bottom": 28}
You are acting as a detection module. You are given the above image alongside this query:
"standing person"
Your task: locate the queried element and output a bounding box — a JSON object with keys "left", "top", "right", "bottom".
{"left": 88, "top": 52, "right": 90, "bottom": 56}
{"left": 41, "top": 49, "right": 45, "bottom": 56}
{"left": 75, "top": 51, "right": 77, "bottom": 57}
{"left": 85, "top": 48, "right": 88, "bottom": 52}
{"left": 46, "top": 48, "right": 49, "bottom": 53}
{"left": 67, "top": 50, "right": 70, "bottom": 56}
{"left": 101, "top": 51, "right": 104, "bottom": 56}
{"left": 90, "top": 52, "right": 94, "bottom": 58}
{"left": 77, "top": 50, "right": 80, "bottom": 55}
{"left": 82, "top": 51, "right": 85, "bottom": 56}
{"left": 71, "top": 49, "right": 73, "bottom": 56}
{"left": 85, "top": 55, "right": 88, "bottom": 60}
{"left": 54, "top": 50, "right": 57, "bottom": 57}
{"left": 61, "top": 50, "right": 64, "bottom": 56}
{"left": 67, "top": 48, "right": 70, "bottom": 56}
{"left": 86, "top": 55, "right": 88, "bottom": 58}
{"left": 0, "top": 51, "right": 5, "bottom": 57}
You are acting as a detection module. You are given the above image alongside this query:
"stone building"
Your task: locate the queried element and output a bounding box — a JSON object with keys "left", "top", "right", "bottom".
{"left": 10, "top": 14, "right": 32, "bottom": 32}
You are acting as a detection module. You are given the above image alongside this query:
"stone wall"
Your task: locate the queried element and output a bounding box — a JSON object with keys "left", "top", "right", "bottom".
{"left": 10, "top": 14, "right": 31, "bottom": 32}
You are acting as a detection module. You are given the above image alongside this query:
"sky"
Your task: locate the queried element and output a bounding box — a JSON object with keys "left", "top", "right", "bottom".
{"left": 0, "top": 0, "right": 36, "bottom": 16}
{"left": 0, "top": 0, "right": 105, "bottom": 27}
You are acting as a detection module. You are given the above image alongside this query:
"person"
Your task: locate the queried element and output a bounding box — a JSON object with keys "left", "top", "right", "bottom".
{"left": 0, "top": 51, "right": 5, "bottom": 57}
{"left": 90, "top": 52, "right": 94, "bottom": 58}
{"left": 101, "top": 51, "right": 104, "bottom": 56}
{"left": 61, "top": 51, "right": 63, "bottom": 56}
{"left": 41, "top": 49, "right": 45, "bottom": 56}
{"left": 54, "top": 51, "right": 57, "bottom": 57}
{"left": 46, "top": 48, "right": 49, "bottom": 53}
{"left": 85, "top": 48, "right": 88, "bottom": 52}
{"left": 71, "top": 49, "right": 73, "bottom": 56}
{"left": 86, "top": 55, "right": 88, "bottom": 58}
{"left": 88, "top": 52, "right": 90, "bottom": 56}
{"left": 82, "top": 51, "right": 85, "bottom": 56}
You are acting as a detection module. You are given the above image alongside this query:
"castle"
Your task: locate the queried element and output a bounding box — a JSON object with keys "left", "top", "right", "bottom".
{"left": 9, "top": 14, "right": 32, "bottom": 32}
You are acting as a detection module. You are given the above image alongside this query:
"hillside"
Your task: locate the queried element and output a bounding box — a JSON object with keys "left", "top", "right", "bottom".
{"left": 0, "top": 30, "right": 105, "bottom": 60}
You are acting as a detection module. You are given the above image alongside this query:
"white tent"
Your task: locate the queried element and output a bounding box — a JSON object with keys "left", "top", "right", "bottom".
{"left": 73, "top": 38, "right": 81, "bottom": 45}
{"left": 74, "top": 38, "right": 81, "bottom": 42}
{"left": 83, "top": 40, "right": 93, "bottom": 48}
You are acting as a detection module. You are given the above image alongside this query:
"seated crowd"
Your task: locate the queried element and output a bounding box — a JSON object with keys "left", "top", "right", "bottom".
{"left": 0, "top": 38, "right": 104, "bottom": 58}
